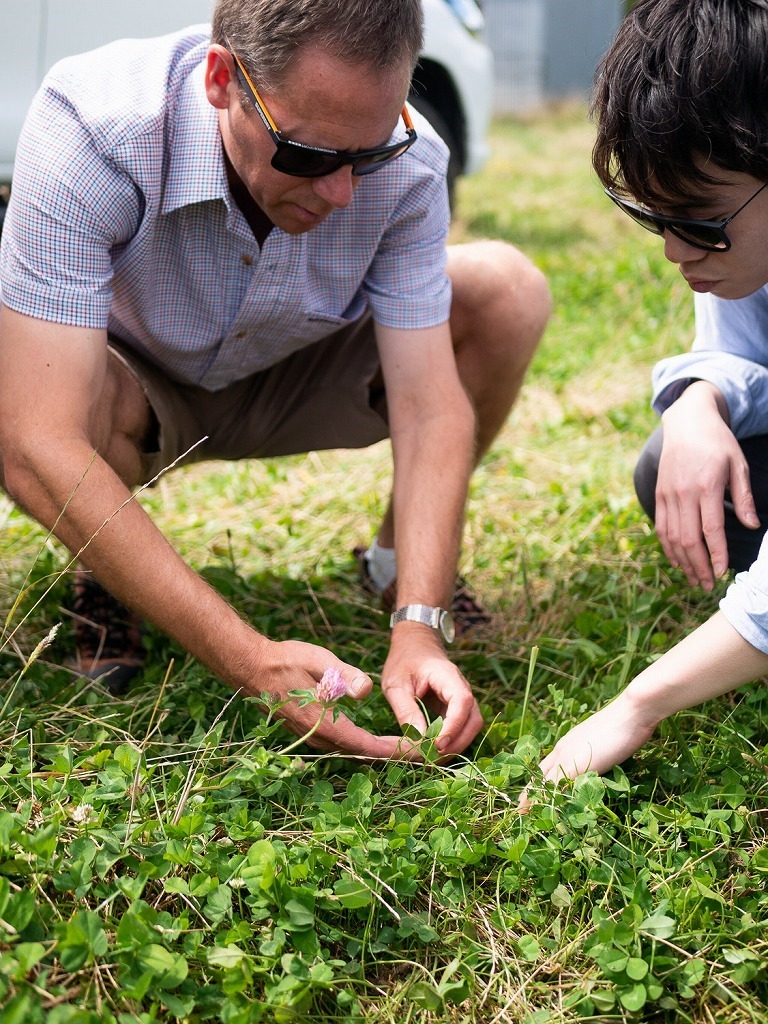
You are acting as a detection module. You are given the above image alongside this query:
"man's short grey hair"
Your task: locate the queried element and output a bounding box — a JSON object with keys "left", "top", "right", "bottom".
{"left": 211, "top": 0, "right": 424, "bottom": 90}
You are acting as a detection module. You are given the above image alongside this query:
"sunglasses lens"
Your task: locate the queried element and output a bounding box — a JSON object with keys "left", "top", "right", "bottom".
{"left": 610, "top": 194, "right": 730, "bottom": 251}
{"left": 620, "top": 205, "right": 665, "bottom": 237}
{"left": 271, "top": 144, "right": 340, "bottom": 178}
{"left": 668, "top": 224, "right": 728, "bottom": 250}
{"left": 353, "top": 143, "right": 411, "bottom": 176}
{"left": 270, "top": 127, "right": 415, "bottom": 178}
{"left": 272, "top": 143, "right": 410, "bottom": 178}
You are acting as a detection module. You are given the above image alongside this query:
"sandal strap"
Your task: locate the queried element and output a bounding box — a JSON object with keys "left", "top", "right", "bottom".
{"left": 68, "top": 571, "right": 145, "bottom": 693}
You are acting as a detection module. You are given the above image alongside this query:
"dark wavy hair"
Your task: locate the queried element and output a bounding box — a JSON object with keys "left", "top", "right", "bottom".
{"left": 212, "top": 0, "right": 423, "bottom": 92}
{"left": 592, "top": 0, "right": 768, "bottom": 205}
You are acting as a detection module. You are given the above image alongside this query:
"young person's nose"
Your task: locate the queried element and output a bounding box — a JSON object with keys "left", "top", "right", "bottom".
{"left": 663, "top": 230, "right": 708, "bottom": 264}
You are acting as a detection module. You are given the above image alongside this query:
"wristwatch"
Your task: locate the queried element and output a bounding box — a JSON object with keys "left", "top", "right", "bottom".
{"left": 390, "top": 604, "right": 456, "bottom": 644}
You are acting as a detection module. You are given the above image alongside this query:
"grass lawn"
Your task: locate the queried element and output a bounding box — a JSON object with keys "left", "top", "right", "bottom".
{"left": 2, "top": 106, "right": 768, "bottom": 1023}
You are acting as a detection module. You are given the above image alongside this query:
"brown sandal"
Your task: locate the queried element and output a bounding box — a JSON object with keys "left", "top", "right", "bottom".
{"left": 68, "top": 571, "right": 145, "bottom": 695}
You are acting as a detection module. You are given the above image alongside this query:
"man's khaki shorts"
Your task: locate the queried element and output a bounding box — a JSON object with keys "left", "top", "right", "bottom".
{"left": 110, "top": 314, "right": 389, "bottom": 485}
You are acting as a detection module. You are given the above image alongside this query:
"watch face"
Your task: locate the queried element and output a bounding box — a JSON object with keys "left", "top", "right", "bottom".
{"left": 439, "top": 610, "right": 456, "bottom": 644}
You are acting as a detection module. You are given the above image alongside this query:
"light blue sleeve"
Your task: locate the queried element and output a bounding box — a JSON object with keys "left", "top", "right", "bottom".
{"left": 720, "top": 531, "right": 768, "bottom": 655}
{"left": 651, "top": 286, "right": 768, "bottom": 438}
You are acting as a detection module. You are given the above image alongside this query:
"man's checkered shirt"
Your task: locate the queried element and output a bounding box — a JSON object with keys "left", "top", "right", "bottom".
{"left": 0, "top": 27, "right": 452, "bottom": 391}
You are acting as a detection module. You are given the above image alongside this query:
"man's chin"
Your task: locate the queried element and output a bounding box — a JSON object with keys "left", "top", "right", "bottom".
{"left": 279, "top": 221, "right": 321, "bottom": 235}
{"left": 271, "top": 202, "right": 330, "bottom": 234}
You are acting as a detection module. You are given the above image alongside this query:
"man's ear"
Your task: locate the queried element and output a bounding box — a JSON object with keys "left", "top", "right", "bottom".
{"left": 205, "top": 46, "right": 234, "bottom": 110}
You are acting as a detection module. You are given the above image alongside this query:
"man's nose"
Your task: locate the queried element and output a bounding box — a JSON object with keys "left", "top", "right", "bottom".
{"left": 312, "top": 164, "right": 359, "bottom": 209}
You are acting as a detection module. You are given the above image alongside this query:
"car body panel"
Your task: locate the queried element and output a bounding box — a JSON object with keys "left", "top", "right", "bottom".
{"left": 0, "top": 0, "right": 492, "bottom": 187}
{"left": 421, "top": 1, "right": 493, "bottom": 174}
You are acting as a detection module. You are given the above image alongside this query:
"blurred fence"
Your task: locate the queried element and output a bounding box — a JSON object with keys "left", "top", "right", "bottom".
{"left": 483, "top": 0, "right": 623, "bottom": 113}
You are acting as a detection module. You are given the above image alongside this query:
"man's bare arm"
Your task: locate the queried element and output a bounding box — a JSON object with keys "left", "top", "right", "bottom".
{"left": 375, "top": 321, "right": 483, "bottom": 754}
{"left": 0, "top": 306, "right": 411, "bottom": 756}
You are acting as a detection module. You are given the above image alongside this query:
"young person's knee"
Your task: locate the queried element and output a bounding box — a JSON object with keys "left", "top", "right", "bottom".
{"left": 634, "top": 426, "right": 663, "bottom": 522}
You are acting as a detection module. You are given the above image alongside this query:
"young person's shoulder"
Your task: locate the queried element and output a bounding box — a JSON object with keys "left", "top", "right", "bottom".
{"left": 695, "top": 285, "right": 768, "bottom": 355}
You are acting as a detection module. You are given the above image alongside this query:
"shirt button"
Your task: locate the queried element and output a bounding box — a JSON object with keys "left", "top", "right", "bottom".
{"left": 241, "top": 254, "right": 253, "bottom": 266}
{"left": 236, "top": 331, "right": 246, "bottom": 339}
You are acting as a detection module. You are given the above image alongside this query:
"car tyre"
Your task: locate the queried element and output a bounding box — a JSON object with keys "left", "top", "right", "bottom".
{"left": 407, "top": 93, "right": 461, "bottom": 209}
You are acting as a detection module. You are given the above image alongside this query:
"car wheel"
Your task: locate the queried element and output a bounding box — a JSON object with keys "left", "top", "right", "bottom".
{"left": 407, "top": 93, "right": 461, "bottom": 209}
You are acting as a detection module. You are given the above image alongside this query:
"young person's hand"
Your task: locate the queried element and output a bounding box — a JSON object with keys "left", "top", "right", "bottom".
{"left": 533, "top": 689, "right": 658, "bottom": 787}
{"left": 657, "top": 382, "right": 759, "bottom": 589}
{"left": 522, "top": 613, "right": 768, "bottom": 810}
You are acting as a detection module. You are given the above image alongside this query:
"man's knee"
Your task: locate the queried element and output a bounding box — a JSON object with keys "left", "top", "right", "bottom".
{"left": 95, "top": 352, "right": 153, "bottom": 486}
{"left": 447, "top": 240, "right": 551, "bottom": 362}
{"left": 634, "top": 426, "right": 663, "bottom": 522}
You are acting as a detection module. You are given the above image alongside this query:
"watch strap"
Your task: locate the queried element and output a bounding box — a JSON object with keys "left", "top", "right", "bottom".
{"left": 389, "top": 604, "right": 455, "bottom": 643}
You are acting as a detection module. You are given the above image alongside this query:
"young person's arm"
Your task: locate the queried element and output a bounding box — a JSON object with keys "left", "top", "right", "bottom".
{"left": 531, "top": 611, "right": 768, "bottom": 788}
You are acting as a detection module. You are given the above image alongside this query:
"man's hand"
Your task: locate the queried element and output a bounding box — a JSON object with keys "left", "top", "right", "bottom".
{"left": 381, "top": 627, "right": 483, "bottom": 756}
{"left": 250, "top": 638, "right": 421, "bottom": 759}
{"left": 657, "top": 382, "right": 759, "bottom": 589}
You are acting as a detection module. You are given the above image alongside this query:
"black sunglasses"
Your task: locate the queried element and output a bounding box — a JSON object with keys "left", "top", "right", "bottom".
{"left": 226, "top": 43, "right": 417, "bottom": 179}
{"left": 605, "top": 182, "right": 768, "bottom": 252}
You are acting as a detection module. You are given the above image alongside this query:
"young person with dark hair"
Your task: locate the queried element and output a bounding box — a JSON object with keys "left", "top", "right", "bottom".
{"left": 535, "top": 0, "right": 768, "bottom": 786}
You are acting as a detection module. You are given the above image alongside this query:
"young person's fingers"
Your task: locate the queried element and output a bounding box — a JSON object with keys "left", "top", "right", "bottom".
{"left": 668, "top": 488, "right": 720, "bottom": 589}
{"left": 654, "top": 492, "right": 673, "bottom": 562}
{"left": 657, "top": 493, "right": 702, "bottom": 586}
{"left": 700, "top": 491, "right": 730, "bottom": 581}
{"left": 677, "top": 495, "right": 717, "bottom": 589}
{"left": 729, "top": 458, "right": 760, "bottom": 532}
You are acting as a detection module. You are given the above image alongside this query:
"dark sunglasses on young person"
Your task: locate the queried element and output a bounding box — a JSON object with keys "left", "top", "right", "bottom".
{"left": 605, "top": 182, "right": 768, "bottom": 252}
{"left": 226, "top": 42, "right": 418, "bottom": 179}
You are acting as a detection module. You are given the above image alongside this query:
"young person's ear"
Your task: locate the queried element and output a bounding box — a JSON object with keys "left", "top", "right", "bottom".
{"left": 205, "top": 46, "right": 235, "bottom": 110}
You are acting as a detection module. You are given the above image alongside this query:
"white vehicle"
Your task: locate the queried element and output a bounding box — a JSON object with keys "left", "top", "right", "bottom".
{"left": 0, "top": 0, "right": 493, "bottom": 229}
